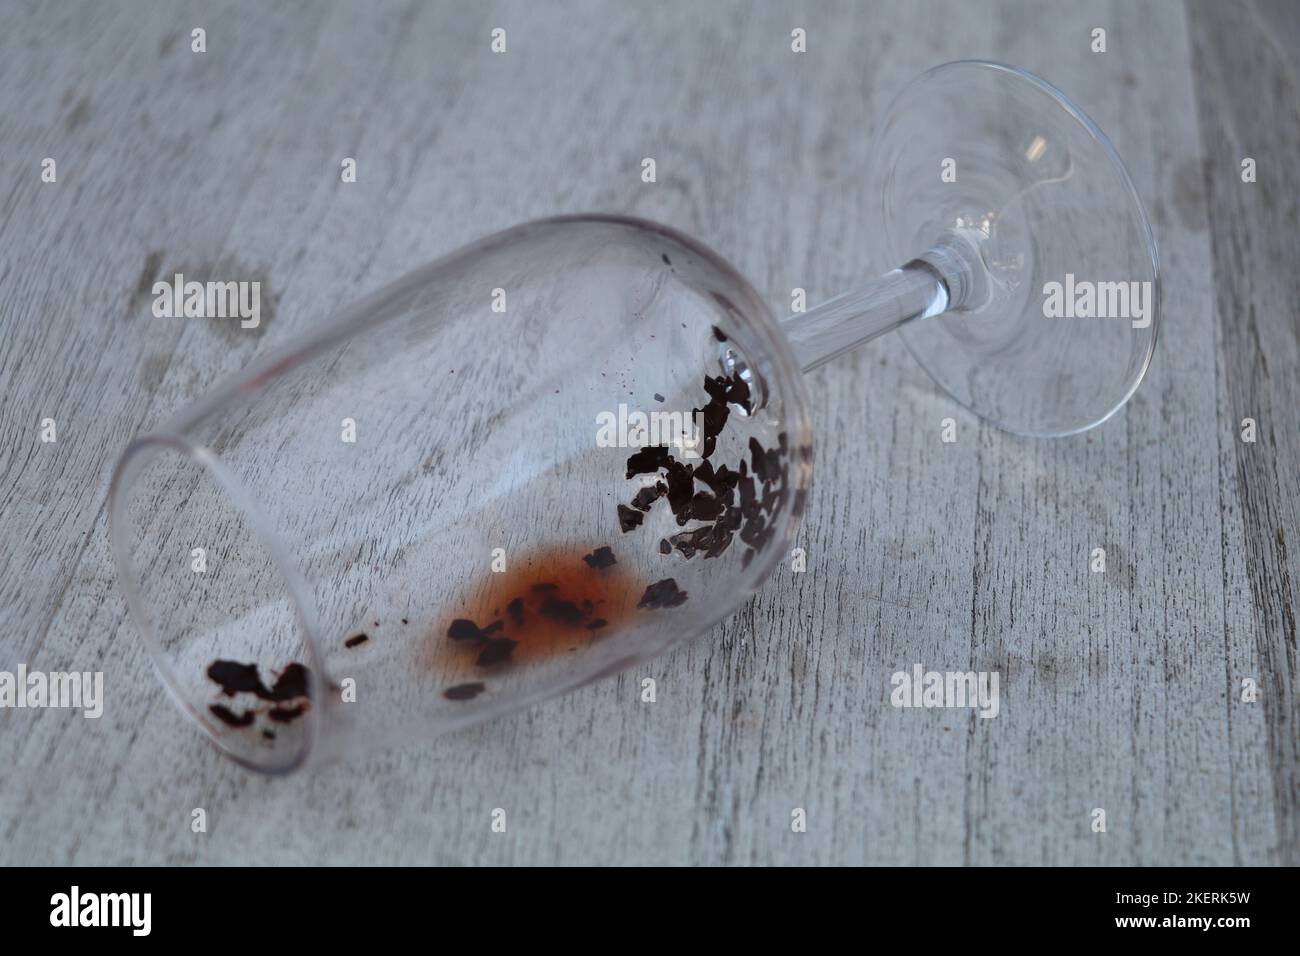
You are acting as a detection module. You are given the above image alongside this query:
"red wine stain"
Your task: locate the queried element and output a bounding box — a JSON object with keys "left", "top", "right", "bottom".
{"left": 432, "top": 545, "right": 645, "bottom": 674}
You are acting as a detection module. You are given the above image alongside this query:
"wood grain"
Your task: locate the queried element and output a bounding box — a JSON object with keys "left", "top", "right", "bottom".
{"left": 0, "top": 0, "right": 1294, "bottom": 865}
{"left": 1188, "top": 0, "right": 1300, "bottom": 864}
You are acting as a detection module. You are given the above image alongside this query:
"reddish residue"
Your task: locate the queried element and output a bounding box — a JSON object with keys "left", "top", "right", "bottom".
{"left": 434, "top": 546, "right": 645, "bottom": 672}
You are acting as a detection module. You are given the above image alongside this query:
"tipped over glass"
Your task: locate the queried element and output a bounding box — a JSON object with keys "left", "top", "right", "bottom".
{"left": 110, "top": 61, "right": 1158, "bottom": 773}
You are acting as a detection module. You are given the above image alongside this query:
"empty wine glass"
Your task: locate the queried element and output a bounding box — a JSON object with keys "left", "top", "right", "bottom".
{"left": 110, "top": 61, "right": 1158, "bottom": 773}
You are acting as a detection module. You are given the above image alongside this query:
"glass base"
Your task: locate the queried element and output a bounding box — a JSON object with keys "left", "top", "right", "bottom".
{"left": 870, "top": 60, "right": 1160, "bottom": 437}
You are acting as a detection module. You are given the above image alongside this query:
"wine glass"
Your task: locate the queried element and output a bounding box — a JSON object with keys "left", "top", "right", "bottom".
{"left": 109, "top": 61, "right": 1158, "bottom": 773}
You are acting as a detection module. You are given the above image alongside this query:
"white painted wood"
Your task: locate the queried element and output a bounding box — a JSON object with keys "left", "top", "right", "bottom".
{"left": 0, "top": 0, "right": 1293, "bottom": 865}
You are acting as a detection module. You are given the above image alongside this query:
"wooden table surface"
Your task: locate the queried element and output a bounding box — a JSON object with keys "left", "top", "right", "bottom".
{"left": 1, "top": 0, "right": 1296, "bottom": 865}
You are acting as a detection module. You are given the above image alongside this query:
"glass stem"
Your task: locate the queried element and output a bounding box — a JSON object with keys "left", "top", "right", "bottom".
{"left": 782, "top": 264, "right": 948, "bottom": 372}
{"left": 780, "top": 231, "right": 986, "bottom": 373}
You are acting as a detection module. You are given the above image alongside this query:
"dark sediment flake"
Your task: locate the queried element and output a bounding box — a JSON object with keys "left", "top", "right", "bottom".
{"left": 269, "top": 663, "right": 310, "bottom": 702}
{"left": 740, "top": 513, "right": 767, "bottom": 547}
{"left": 703, "top": 527, "right": 734, "bottom": 559}
{"left": 703, "top": 373, "right": 752, "bottom": 415}
{"left": 540, "top": 594, "right": 585, "bottom": 626}
{"left": 638, "top": 578, "right": 688, "bottom": 609}
{"left": 703, "top": 375, "right": 729, "bottom": 403}
{"left": 695, "top": 460, "right": 740, "bottom": 497}
{"left": 444, "top": 682, "right": 485, "bottom": 701}
{"left": 506, "top": 596, "right": 525, "bottom": 624}
{"left": 707, "top": 465, "right": 738, "bottom": 496}
{"left": 688, "top": 490, "right": 723, "bottom": 521}
{"left": 448, "top": 619, "right": 477, "bottom": 640}
{"left": 626, "top": 445, "right": 671, "bottom": 478}
{"left": 207, "top": 660, "right": 267, "bottom": 698}
{"left": 668, "top": 524, "right": 733, "bottom": 560}
{"left": 749, "top": 437, "right": 775, "bottom": 484}
{"left": 209, "top": 704, "right": 255, "bottom": 728}
{"left": 725, "top": 375, "right": 753, "bottom": 414}
{"left": 663, "top": 458, "right": 695, "bottom": 516}
{"left": 710, "top": 483, "right": 735, "bottom": 512}
{"left": 764, "top": 447, "right": 782, "bottom": 481}
{"left": 666, "top": 526, "right": 710, "bottom": 559}
{"left": 658, "top": 538, "right": 671, "bottom": 554}
{"left": 697, "top": 401, "right": 729, "bottom": 457}
{"left": 630, "top": 484, "right": 665, "bottom": 512}
{"left": 344, "top": 633, "right": 369, "bottom": 649}
{"left": 207, "top": 658, "right": 311, "bottom": 703}
{"left": 268, "top": 702, "right": 306, "bottom": 723}
{"left": 618, "top": 504, "right": 644, "bottom": 532}
{"left": 738, "top": 473, "right": 760, "bottom": 518}
{"left": 582, "top": 545, "right": 618, "bottom": 570}
{"left": 476, "top": 637, "right": 518, "bottom": 667}
{"left": 447, "top": 618, "right": 501, "bottom": 642}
